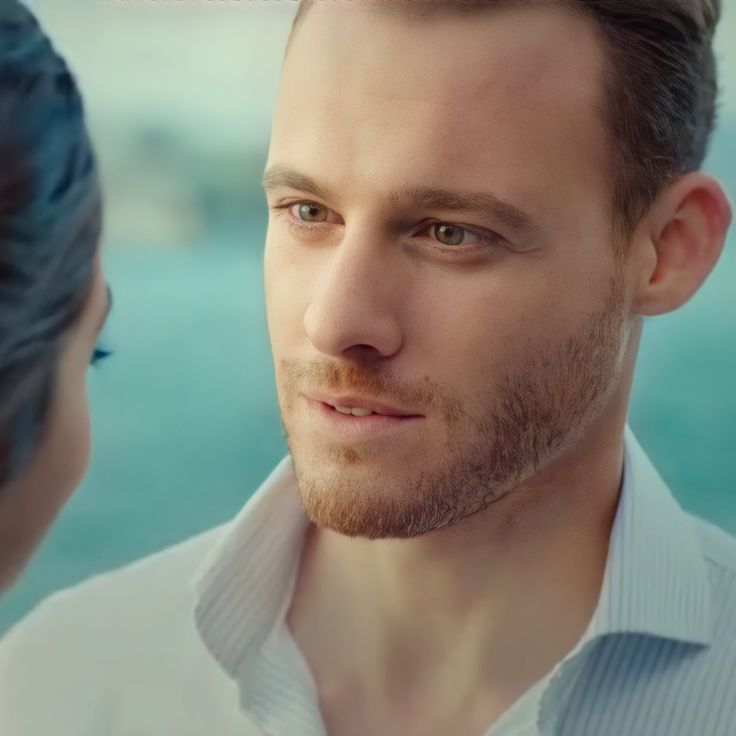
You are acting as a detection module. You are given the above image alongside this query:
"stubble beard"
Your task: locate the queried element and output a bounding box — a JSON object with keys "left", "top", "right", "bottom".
{"left": 280, "top": 278, "right": 628, "bottom": 539}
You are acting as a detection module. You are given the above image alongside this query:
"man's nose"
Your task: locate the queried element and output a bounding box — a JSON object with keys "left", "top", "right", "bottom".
{"left": 303, "top": 232, "right": 403, "bottom": 360}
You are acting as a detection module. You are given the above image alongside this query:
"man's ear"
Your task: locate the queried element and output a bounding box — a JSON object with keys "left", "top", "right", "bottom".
{"left": 632, "top": 173, "right": 732, "bottom": 316}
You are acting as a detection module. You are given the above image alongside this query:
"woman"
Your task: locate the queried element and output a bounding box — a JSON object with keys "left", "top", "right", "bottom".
{"left": 0, "top": 0, "right": 110, "bottom": 593}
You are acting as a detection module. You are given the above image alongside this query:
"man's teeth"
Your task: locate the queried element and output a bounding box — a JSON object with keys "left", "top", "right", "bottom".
{"left": 334, "top": 406, "right": 375, "bottom": 417}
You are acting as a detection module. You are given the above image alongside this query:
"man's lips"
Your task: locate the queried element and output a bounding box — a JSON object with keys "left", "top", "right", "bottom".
{"left": 303, "top": 392, "right": 423, "bottom": 418}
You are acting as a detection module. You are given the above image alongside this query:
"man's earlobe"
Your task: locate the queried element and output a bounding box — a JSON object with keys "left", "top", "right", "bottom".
{"left": 633, "top": 173, "right": 732, "bottom": 317}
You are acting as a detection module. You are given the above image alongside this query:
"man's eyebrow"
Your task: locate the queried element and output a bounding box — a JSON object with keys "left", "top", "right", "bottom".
{"left": 262, "top": 165, "right": 537, "bottom": 234}
{"left": 391, "top": 186, "right": 537, "bottom": 234}
{"left": 262, "top": 165, "right": 332, "bottom": 201}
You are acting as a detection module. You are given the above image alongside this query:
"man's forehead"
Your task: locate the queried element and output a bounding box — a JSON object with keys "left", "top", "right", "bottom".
{"left": 274, "top": 0, "right": 611, "bottom": 232}
{"left": 282, "top": 0, "right": 604, "bottom": 114}
{"left": 294, "top": 0, "right": 535, "bottom": 28}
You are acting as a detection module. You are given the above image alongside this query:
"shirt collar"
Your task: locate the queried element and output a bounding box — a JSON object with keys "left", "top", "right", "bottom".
{"left": 587, "top": 426, "right": 712, "bottom": 646}
{"left": 192, "top": 428, "right": 714, "bottom": 690}
{"left": 192, "top": 456, "right": 310, "bottom": 683}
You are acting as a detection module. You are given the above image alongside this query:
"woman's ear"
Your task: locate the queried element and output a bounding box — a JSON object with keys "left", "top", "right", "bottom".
{"left": 632, "top": 173, "right": 731, "bottom": 316}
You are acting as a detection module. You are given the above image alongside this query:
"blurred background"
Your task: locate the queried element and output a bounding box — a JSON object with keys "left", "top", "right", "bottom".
{"left": 1, "top": 0, "right": 735, "bottom": 631}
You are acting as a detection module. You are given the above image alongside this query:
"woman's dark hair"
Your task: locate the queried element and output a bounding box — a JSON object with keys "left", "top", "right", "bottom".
{"left": 0, "top": 1, "right": 101, "bottom": 487}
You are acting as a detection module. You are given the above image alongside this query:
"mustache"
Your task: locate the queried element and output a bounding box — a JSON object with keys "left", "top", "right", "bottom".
{"left": 279, "top": 358, "right": 442, "bottom": 411}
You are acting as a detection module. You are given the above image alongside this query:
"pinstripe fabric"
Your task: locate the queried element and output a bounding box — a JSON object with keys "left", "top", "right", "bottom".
{"left": 193, "top": 428, "right": 736, "bottom": 736}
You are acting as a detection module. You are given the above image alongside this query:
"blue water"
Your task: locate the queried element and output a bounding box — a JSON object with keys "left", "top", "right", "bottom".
{"left": 0, "top": 218, "right": 734, "bottom": 633}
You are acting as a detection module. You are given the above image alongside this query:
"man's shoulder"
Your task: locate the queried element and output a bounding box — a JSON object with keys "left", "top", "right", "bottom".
{"left": 0, "top": 524, "right": 254, "bottom": 736}
{"left": 2, "top": 524, "right": 227, "bottom": 655}
{"left": 688, "top": 513, "right": 736, "bottom": 646}
{"left": 691, "top": 513, "right": 736, "bottom": 575}
{"left": 26, "top": 523, "right": 225, "bottom": 628}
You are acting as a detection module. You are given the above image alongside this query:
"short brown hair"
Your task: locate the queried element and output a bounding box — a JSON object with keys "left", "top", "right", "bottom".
{"left": 290, "top": 0, "right": 722, "bottom": 239}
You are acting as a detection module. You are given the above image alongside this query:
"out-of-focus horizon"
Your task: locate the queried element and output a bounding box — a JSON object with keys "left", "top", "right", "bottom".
{"left": 1, "top": 0, "right": 734, "bottom": 631}
{"left": 33, "top": 0, "right": 299, "bottom": 247}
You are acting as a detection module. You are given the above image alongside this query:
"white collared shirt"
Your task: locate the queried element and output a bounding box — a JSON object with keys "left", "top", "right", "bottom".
{"left": 1, "top": 428, "right": 735, "bottom": 735}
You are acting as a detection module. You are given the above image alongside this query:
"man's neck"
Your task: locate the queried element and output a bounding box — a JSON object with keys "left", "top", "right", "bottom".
{"left": 287, "top": 424, "right": 624, "bottom": 734}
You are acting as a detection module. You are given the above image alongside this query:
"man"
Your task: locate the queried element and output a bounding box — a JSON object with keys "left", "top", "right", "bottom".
{"left": 0, "top": 0, "right": 733, "bottom": 734}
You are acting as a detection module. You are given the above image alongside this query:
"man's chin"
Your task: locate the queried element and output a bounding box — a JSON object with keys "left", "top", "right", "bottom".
{"left": 299, "top": 495, "right": 435, "bottom": 540}
{"left": 291, "top": 461, "right": 458, "bottom": 540}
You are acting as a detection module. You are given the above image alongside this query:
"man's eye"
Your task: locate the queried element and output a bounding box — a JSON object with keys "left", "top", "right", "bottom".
{"left": 292, "top": 202, "right": 330, "bottom": 223}
{"left": 430, "top": 223, "right": 481, "bottom": 247}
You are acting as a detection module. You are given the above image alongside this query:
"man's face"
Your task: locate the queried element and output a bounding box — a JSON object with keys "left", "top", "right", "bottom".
{"left": 264, "top": 1, "right": 636, "bottom": 539}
